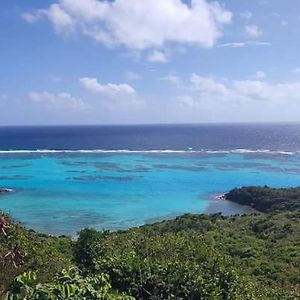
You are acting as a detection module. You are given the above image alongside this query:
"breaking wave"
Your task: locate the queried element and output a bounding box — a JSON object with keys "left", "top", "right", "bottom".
{"left": 0, "top": 149, "right": 297, "bottom": 155}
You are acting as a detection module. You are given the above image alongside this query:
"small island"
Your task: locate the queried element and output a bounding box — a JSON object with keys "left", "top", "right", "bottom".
{"left": 1, "top": 186, "right": 300, "bottom": 299}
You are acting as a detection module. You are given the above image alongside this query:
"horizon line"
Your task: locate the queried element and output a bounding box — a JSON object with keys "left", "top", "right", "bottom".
{"left": 1, "top": 121, "right": 300, "bottom": 128}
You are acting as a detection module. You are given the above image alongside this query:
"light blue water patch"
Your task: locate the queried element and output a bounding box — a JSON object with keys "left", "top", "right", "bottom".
{"left": 0, "top": 152, "right": 300, "bottom": 236}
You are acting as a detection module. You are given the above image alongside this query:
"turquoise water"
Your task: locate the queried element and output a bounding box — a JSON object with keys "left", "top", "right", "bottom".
{"left": 0, "top": 151, "right": 300, "bottom": 236}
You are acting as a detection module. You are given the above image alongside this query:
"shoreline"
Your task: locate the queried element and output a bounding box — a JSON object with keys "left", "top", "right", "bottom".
{"left": 212, "top": 193, "right": 226, "bottom": 201}
{"left": 206, "top": 192, "right": 258, "bottom": 216}
{"left": 1, "top": 186, "right": 298, "bottom": 298}
{"left": 0, "top": 191, "right": 258, "bottom": 238}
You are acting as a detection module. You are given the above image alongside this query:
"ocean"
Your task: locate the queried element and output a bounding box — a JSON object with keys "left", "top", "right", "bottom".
{"left": 0, "top": 123, "right": 300, "bottom": 236}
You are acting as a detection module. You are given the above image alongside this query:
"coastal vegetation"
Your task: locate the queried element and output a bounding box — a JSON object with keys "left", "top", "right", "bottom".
{"left": 1, "top": 186, "right": 300, "bottom": 299}
{"left": 225, "top": 186, "right": 300, "bottom": 212}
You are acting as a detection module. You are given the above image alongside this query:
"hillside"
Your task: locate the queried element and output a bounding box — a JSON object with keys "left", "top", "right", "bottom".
{"left": 1, "top": 187, "right": 300, "bottom": 299}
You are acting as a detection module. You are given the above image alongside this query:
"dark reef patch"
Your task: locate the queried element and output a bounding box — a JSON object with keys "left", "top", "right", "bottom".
{"left": 50, "top": 210, "right": 113, "bottom": 224}
{"left": 240, "top": 153, "right": 294, "bottom": 161}
{"left": 65, "top": 170, "right": 87, "bottom": 174}
{"left": 210, "top": 162, "right": 269, "bottom": 171}
{"left": 69, "top": 175, "right": 140, "bottom": 182}
{"left": 259, "top": 166, "right": 300, "bottom": 175}
{"left": 0, "top": 164, "right": 31, "bottom": 169}
{"left": 0, "top": 175, "right": 33, "bottom": 180}
{"left": 61, "top": 160, "right": 150, "bottom": 173}
{"left": 94, "top": 162, "right": 125, "bottom": 172}
{"left": 132, "top": 165, "right": 150, "bottom": 172}
{"left": 60, "top": 161, "right": 90, "bottom": 167}
{"left": 153, "top": 164, "right": 207, "bottom": 172}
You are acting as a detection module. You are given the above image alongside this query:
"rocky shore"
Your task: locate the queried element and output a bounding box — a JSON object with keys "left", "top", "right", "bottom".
{"left": 213, "top": 193, "right": 226, "bottom": 201}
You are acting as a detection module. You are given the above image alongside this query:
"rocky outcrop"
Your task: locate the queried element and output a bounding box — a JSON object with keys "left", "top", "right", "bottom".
{"left": 0, "top": 188, "right": 13, "bottom": 194}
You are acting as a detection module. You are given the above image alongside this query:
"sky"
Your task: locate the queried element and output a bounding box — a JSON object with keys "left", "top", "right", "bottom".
{"left": 1, "top": 0, "right": 300, "bottom": 125}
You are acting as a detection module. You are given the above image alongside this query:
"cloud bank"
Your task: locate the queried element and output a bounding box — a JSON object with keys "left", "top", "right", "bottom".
{"left": 174, "top": 73, "right": 300, "bottom": 106}
{"left": 80, "top": 77, "right": 136, "bottom": 96}
{"left": 79, "top": 77, "right": 141, "bottom": 107}
{"left": 23, "top": 0, "right": 232, "bottom": 50}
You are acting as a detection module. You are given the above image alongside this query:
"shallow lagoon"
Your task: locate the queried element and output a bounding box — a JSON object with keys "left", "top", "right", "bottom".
{"left": 0, "top": 151, "right": 300, "bottom": 236}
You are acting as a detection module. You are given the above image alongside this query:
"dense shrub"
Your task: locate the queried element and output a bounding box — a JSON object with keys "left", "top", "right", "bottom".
{"left": 0, "top": 214, "right": 72, "bottom": 296}
{"left": 73, "top": 212, "right": 300, "bottom": 299}
{"left": 5, "top": 268, "right": 133, "bottom": 299}
{"left": 2, "top": 186, "right": 300, "bottom": 299}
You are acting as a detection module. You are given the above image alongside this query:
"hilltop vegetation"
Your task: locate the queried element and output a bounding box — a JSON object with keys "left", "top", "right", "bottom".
{"left": 1, "top": 186, "right": 300, "bottom": 299}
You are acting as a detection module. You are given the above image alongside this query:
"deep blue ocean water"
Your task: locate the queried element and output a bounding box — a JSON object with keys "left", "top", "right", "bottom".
{"left": 0, "top": 124, "right": 300, "bottom": 236}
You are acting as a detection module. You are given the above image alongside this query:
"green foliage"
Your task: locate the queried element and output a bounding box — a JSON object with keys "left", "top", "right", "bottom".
{"left": 74, "top": 228, "right": 104, "bottom": 271}
{"left": 5, "top": 268, "right": 133, "bottom": 300}
{"left": 0, "top": 214, "right": 73, "bottom": 296}
{"left": 225, "top": 186, "right": 300, "bottom": 212}
{"left": 2, "top": 187, "right": 300, "bottom": 299}
{"left": 73, "top": 212, "right": 300, "bottom": 299}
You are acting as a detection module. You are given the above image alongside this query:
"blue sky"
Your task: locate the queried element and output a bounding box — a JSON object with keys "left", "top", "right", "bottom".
{"left": 1, "top": 0, "right": 300, "bottom": 125}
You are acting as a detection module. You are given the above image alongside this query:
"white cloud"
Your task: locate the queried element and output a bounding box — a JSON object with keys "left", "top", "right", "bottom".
{"left": 50, "top": 75, "right": 63, "bottom": 82}
{"left": 190, "top": 73, "right": 228, "bottom": 95}
{"left": 233, "top": 80, "right": 271, "bottom": 100}
{"left": 147, "top": 50, "right": 168, "bottom": 63}
{"left": 247, "top": 41, "right": 270, "bottom": 46}
{"left": 23, "top": 0, "right": 232, "bottom": 50}
{"left": 22, "top": 12, "right": 43, "bottom": 23}
{"left": 80, "top": 77, "right": 136, "bottom": 96}
{"left": 174, "top": 74, "right": 300, "bottom": 107}
{"left": 293, "top": 68, "right": 300, "bottom": 74}
{"left": 79, "top": 77, "right": 141, "bottom": 107}
{"left": 240, "top": 11, "right": 252, "bottom": 20}
{"left": 219, "top": 42, "right": 247, "bottom": 48}
{"left": 23, "top": 6, "right": 75, "bottom": 34}
{"left": 251, "top": 71, "right": 266, "bottom": 79}
{"left": 219, "top": 41, "right": 271, "bottom": 48}
{"left": 126, "top": 71, "right": 142, "bottom": 81}
{"left": 272, "top": 13, "right": 280, "bottom": 18}
{"left": 160, "top": 74, "right": 182, "bottom": 85}
{"left": 271, "top": 12, "right": 287, "bottom": 26}
{"left": 28, "top": 92, "right": 86, "bottom": 110}
{"left": 245, "top": 24, "right": 262, "bottom": 38}
{"left": 47, "top": 4, "right": 75, "bottom": 34}
{"left": 173, "top": 95, "right": 195, "bottom": 107}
